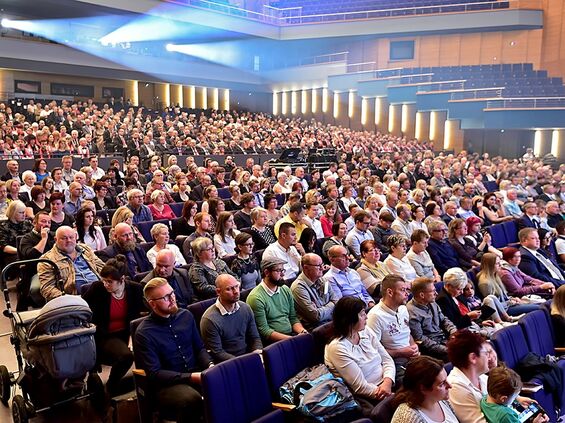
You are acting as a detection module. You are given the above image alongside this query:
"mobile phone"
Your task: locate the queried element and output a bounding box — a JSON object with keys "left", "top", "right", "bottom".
{"left": 513, "top": 400, "right": 545, "bottom": 423}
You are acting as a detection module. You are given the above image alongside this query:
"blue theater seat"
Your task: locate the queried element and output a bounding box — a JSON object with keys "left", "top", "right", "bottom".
{"left": 169, "top": 202, "right": 184, "bottom": 217}
{"left": 186, "top": 298, "right": 216, "bottom": 328}
{"left": 487, "top": 223, "right": 507, "bottom": 248}
{"left": 201, "top": 353, "right": 284, "bottom": 423}
{"left": 501, "top": 220, "right": 519, "bottom": 244}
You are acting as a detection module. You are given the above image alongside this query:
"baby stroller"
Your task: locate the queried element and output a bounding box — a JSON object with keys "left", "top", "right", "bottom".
{"left": 0, "top": 259, "right": 104, "bottom": 423}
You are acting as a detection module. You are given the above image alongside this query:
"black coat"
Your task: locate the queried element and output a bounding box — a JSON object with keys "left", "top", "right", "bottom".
{"left": 436, "top": 288, "right": 473, "bottom": 330}
{"left": 82, "top": 280, "right": 146, "bottom": 340}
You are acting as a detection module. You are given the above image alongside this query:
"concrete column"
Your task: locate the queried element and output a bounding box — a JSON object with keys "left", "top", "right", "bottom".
{"left": 291, "top": 90, "right": 301, "bottom": 116}
{"left": 311, "top": 88, "right": 322, "bottom": 120}
{"left": 137, "top": 82, "right": 154, "bottom": 108}
{"left": 534, "top": 129, "right": 552, "bottom": 157}
{"left": 388, "top": 104, "right": 402, "bottom": 136}
{"left": 429, "top": 111, "right": 447, "bottom": 151}
{"left": 401, "top": 103, "right": 416, "bottom": 139}
{"left": 183, "top": 86, "right": 196, "bottom": 109}
{"left": 124, "top": 80, "right": 138, "bottom": 106}
{"left": 206, "top": 87, "right": 217, "bottom": 110}
{"left": 375, "top": 97, "right": 389, "bottom": 133}
{"left": 361, "top": 97, "right": 376, "bottom": 132}
{"left": 444, "top": 119, "right": 464, "bottom": 153}
{"left": 551, "top": 129, "right": 564, "bottom": 161}
{"left": 323, "top": 88, "right": 334, "bottom": 124}
{"left": 301, "top": 89, "right": 311, "bottom": 118}
{"left": 154, "top": 83, "right": 169, "bottom": 109}
{"left": 281, "top": 91, "right": 290, "bottom": 116}
{"left": 170, "top": 84, "right": 182, "bottom": 108}
{"left": 272, "top": 92, "right": 281, "bottom": 115}
{"left": 334, "top": 92, "right": 349, "bottom": 127}
{"left": 221, "top": 89, "right": 230, "bottom": 111}
{"left": 415, "top": 111, "right": 430, "bottom": 143}
{"left": 348, "top": 91, "right": 362, "bottom": 131}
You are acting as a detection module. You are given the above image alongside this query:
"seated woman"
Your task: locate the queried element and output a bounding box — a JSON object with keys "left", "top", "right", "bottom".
{"left": 213, "top": 211, "right": 240, "bottom": 258}
{"left": 0, "top": 200, "right": 33, "bottom": 272}
{"left": 322, "top": 222, "right": 349, "bottom": 261}
{"left": 550, "top": 285, "right": 565, "bottom": 348}
{"left": 172, "top": 200, "right": 197, "bottom": 237}
{"left": 298, "top": 227, "right": 317, "bottom": 255}
{"left": 263, "top": 194, "right": 282, "bottom": 227}
{"left": 249, "top": 207, "right": 277, "bottom": 251}
{"left": 477, "top": 253, "right": 540, "bottom": 317}
{"left": 383, "top": 234, "right": 418, "bottom": 283}
{"left": 406, "top": 229, "right": 440, "bottom": 282}
{"left": 325, "top": 296, "right": 395, "bottom": 416}
{"left": 464, "top": 216, "right": 501, "bottom": 259}
{"left": 230, "top": 232, "right": 261, "bottom": 290}
{"left": 148, "top": 189, "right": 176, "bottom": 221}
{"left": 111, "top": 206, "right": 146, "bottom": 243}
{"left": 48, "top": 192, "right": 75, "bottom": 232}
{"left": 82, "top": 255, "right": 146, "bottom": 395}
{"left": 482, "top": 192, "right": 514, "bottom": 226}
{"left": 447, "top": 218, "right": 480, "bottom": 270}
{"left": 499, "top": 247, "right": 555, "bottom": 298}
{"left": 408, "top": 204, "right": 428, "bottom": 235}
{"left": 200, "top": 185, "right": 219, "bottom": 214}
{"left": 188, "top": 237, "right": 239, "bottom": 301}
{"left": 356, "top": 240, "right": 390, "bottom": 299}
{"left": 76, "top": 208, "right": 107, "bottom": 251}
{"left": 391, "top": 356, "right": 458, "bottom": 423}
{"left": 93, "top": 181, "right": 117, "bottom": 211}
{"left": 146, "top": 223, "right": 186, "bottom": 268}
{"left": 320, "top": 201, "right": 342, "bottom": 237}
{"left": 25, "top": 186, "right": 50, "bottom": 219}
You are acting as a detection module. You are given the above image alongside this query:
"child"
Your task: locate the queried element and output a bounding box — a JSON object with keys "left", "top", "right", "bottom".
{"left": 480, "top": 366, "right": 548, "bottom": 423}
{"left": 462, "top": 281, "right": 516, "bottom": 325}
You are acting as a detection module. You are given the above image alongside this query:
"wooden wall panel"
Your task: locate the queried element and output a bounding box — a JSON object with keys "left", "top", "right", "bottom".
{"left": 479, "top": 32, "right": 503, "bottom": 64}
{"left": 459, "top": 33, "right": 482, "bottom": 65}
{"left": 439, "top": 35, "right": 461, "bottom": 66}
{"left": 418, "top": 36, "right": 441, "bottom": 67}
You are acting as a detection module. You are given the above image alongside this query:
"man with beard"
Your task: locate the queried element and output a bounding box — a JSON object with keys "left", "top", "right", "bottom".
{"left": 134, "top": 278, "right": 213, "bottom": 423}
{"left": 97, "top": 223, "right": 152, "bottom": 278}
{"left": 246, "top": 257, "right": 307, "bottom": 344}
{"left": 39, "top": 225, "right": 104, "bottom": 302}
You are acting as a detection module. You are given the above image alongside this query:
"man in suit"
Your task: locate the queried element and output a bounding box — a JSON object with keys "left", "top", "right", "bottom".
{"left": 96, "top": 223, "right": 152, "bottom": 279}
{"left": 538, "top": 184, "right": 558, "bottom": 203}
{"left": 1, "top": 159, "right": 21, "bottom": 182}
{"left": 546, "top": 201, "right": 565, "bottom": 228}
{"left": 189, "top": 173, "right": 213, "bottom": 202}
{"left": 518, "top": 227, "right": 564, "bottom": 287}
{"left": 516, "top": 202, "right": 541, "bottom": 231}
{"left": 142, "top": 249, "right": 194, "bottom": 308}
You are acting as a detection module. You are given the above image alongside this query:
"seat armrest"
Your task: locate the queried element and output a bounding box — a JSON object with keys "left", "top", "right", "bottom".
{"left": 272, "top": 402, "right": 296, "bottom": 412}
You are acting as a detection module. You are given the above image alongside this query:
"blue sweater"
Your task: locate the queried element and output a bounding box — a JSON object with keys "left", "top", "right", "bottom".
{"left": 133, "top": 309, "right": 212, "bottom": 388}
{"left": 427, "top": 238, "right": 460, "bottom": 277}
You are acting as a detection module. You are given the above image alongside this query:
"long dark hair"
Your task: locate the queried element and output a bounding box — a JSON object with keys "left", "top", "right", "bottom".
{"left": 76, "top": 208, "right": 96, "bottom": 241}
{"left": 299, "top": 227, "right": 317, "bottom": 254}
{"left": 392, "top": 356, "right": 445, "bottom": 408}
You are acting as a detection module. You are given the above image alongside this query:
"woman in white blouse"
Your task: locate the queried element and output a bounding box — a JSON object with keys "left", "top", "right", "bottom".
{"left": 75, "top": 208, "right": 107, "bottom": 251}
{"left": 408, "top": 204, "right": 428, "bottom": 236}
{"left": 384, "top": 234, "right": 418, "bottom": 283}
{"left": 213, "top": 211, "right": 240, "bottom": 258}
{"left": 146, "top": 223, "right": 186, "bottom": 268}
{"left": 325, "top": 296, "right": 395, "bottom": 416}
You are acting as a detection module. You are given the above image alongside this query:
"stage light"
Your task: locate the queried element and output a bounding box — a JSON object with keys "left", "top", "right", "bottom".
{"left": 166, "top": 43, "right": 174, "bottom": 52}
{"left": 1, "top": 18, "right": 11, "bottom": 28}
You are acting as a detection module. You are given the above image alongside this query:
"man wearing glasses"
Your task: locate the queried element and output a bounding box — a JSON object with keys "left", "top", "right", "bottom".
{"left": 291, "top": 253, "right": 336, "bottom": 331}
{"left": 345, "top": 211, "right": 374, "bottom": 260}
{"left": 246, "top": 257, "right": 307, "bottom": 344}
{"left": 126, "top": 188, "right": 153, "bottom": 224}
{"left": 134, "top": 277, "right": 213, "bottom": 423}
{"left": 426, "top": 220, "right": 460, "bottom": 278}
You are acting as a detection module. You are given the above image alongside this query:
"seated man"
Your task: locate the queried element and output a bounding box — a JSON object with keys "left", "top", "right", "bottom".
{"left": 181, "top": 212, "right": 213, "bottom": 262}
{"left": 345, "top": 210, "right": 374, "bottom": 260}
{"left": 39, "top": 225, "right": 105, "bottom": 301}
{"left": 97, "top": 222, "right": 152, "bottom": 279}
{"left": 126, "top": 188, "right": 152, "bottom": 224}
{"left": 274, "top": 202, "right": 308, "bottom": 240}
{"left": 18, "top": 211, "right": 55, "bottom": 309}
{"left": 200, "top": 274, "right": 262, "bottom": 363}
{"left": 134, "top": 277, "right": 213, "bottom": 423}
{"left": 367, "top": 274, "right": 419, "bottom": 385}
{"left": 324, "top": 245, "right": 375, "bottom": 308}
{"left": 406, "top": 277, "right": 457, "bottom": 362}
{"left": 291, "top": 253, "right": 338, "bottom": 331}
{"left": 246, "top": 257, "right": 307, "bottom": 343}
{"left": 518, "top": 227, "right": 564, "bottom": 286}
{"left": 142, "top": 249, "right": 194, "bottom": 308}
{"left": 371, "top": 211, "right": 397, "bottom": 258}
{"left": 262, "top": 222, "right": 302, "bottom": 283}
{"left": 426, "top": 220, "right": 460, "bottom": 278}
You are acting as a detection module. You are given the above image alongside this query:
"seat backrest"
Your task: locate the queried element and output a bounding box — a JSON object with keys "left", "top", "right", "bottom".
{"left": 488, "top": 224, "right": 508, "bottom": 248}
{"left": 262, "top": 334, "right": 318, "bottom": 400}
{"left": 312, "top": 322, "right": 335, "bottom": 363}
{"left": 519, "top": 309, "right": 554, "bottom": 357}
{"left": 222, "top": 254, "right": 237, "bottom": 268}
{"left": 201, "top": 353, "right": 277, "bottom": 423}
{"left": 169, "top": 202, "right": 184, "bottom": 217}
{"left": 369, "top": 394, "right": 397, "bottom": 423}
{"left": 502, "top": 220, "right": 518, "bottom": 244}
{"left": 139, "top": 242, "right": 155, "bottom": 253}
{"left": 186, "top": 298, "right": 216, "bottom": 329}
{"left": 491, "top": 324, "right": 530, "bottom": 368}
{"left": 218, "top": 188, "right": 231, "bottom": 199}
{"left": 137, "top": 219, "right": 169, "bottom": 243}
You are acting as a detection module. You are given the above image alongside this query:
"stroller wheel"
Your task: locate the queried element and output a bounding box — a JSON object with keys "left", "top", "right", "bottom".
{"left": 0, "top": 365, "right": 11, "bottom": 405}
{"left": 11, "top": 395, "right": 28, "bottom": 423}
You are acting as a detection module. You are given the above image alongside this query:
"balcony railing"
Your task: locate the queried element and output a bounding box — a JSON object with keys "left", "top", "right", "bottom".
{"left": 486, "top": 97, "right": 565, "bottom": 109}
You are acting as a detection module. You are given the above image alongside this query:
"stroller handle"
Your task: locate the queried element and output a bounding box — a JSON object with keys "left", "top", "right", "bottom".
{"left": 1, "top": 258, "right": 63, "bottom": 292}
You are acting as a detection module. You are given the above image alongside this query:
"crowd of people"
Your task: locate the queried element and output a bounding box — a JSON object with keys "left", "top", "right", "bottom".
{"left": 0, "top": 98, "right": 564, "bottom": 422}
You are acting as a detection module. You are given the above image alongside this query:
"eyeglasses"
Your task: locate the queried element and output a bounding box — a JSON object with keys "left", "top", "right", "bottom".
{"left": 433, "top": 229, "right": 448, "bottom": 232}
{"left": 202, "top": 247, "right": 215, "bottom": 252}
{"left": 270, "top": 268, "right": 285, "bottom": 273}
{"left": 242, "top": 242, "right": 254, "bottom": 247}
{"left": 149, "top": 291, "right": 175, "bottom": 303}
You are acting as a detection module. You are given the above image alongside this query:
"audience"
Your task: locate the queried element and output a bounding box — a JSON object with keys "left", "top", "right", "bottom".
{"left": 146, "top": 223, "right": 186, "bottom": 268}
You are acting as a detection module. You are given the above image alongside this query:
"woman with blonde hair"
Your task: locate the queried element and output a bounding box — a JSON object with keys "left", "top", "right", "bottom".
{"left": 477, "top": 253, "right": 539, "bottom": 317}
{"left": 214, "top": 211, "right": 240, "bottom": 258}
{"left": 111, "top": 206, "right": 146, "bottom": 243}
{"left": 148, "top": 189, "right": 175, "bottom": 220}
{"left": 146, "top": 223, "right": 186, "bottom": 267}
{"left": 0, "top": 200, "right": 33, "bottom": 270}
{"left": 364, "top": 194, "right": 381, "bottom": 227}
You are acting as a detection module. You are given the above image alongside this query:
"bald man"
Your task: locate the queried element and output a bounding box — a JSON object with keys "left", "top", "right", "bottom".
{"left": 39, "top": 225, "right": 105, "bottom": 301}
{"left": 200, "top": 274, "right": 262, "bottom": 363}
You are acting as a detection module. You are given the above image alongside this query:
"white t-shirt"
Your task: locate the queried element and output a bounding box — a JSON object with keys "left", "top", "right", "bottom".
{"left": 367, "top": 301, "right": 411, "bottom": 350}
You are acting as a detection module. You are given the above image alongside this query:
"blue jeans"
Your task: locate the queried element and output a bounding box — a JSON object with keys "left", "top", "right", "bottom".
{"left": 507, "top": 303, "right": 541, "bottom": 316}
